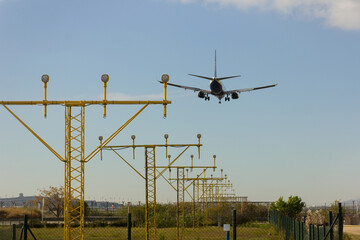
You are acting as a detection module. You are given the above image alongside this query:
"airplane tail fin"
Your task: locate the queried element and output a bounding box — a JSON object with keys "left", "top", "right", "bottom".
{"left": 214, "top": 50, "right": 217, "bottom": 78}
{"left": 188, "top": 50, "right": 241, "bottom": 81}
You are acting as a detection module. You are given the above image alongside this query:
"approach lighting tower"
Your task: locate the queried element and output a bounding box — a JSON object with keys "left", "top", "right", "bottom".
{"left": 0, "top": 74, "right": 171, "bottom": 240}
{"left": 157, "top": 155, "right": 220, "bottom": 239}
{"left": 100, "top": 134, "right": 203, "bottom": 240}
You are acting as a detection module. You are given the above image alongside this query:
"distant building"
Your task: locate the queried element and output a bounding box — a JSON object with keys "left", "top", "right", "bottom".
{"left": 0, "top": 193, "right": 122, "bottom": 209}
{"left": 0, "top": 193, "right": 36, "bottom": 207}
{"left": 86, "top": 200, "right": 123, "bottom": 209}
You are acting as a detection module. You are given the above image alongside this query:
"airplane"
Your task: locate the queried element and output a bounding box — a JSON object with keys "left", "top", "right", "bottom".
{"left": 162, "top": 51, "right": 278, "bottom": 103}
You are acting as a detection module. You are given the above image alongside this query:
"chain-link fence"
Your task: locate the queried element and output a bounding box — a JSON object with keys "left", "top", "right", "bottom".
{"left": 0, "top": 202, "right": 279, "bottom": 240}
{"left": 269, "top": 203, "right": 344, "bottom": 240}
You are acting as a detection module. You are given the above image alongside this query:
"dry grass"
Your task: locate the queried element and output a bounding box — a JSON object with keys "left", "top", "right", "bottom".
{"left": 344, "top": 225, "right": 360, "bottom": 240}
{"left": 0, "top": 207, "right": 40, "bottom": 219}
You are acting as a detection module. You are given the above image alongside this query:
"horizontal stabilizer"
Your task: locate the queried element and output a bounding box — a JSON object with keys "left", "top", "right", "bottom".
{"left": 188, "top": 74, "right": 213, "bottom": 80}
{"left": 216, "top": 75, "right": 241, "bottom": 81}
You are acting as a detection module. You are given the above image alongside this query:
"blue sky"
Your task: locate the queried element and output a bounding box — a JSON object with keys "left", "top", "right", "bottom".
{"left": 0, "top": 0, "right": 359, "bottom": 206}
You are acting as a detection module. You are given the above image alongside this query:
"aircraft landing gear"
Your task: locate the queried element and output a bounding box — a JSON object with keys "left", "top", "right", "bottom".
{"left": 224, "top": 97, "right": 230, "bottom": 101}
{"left": 205, "top": 95, "right": 210, "bottom": 101}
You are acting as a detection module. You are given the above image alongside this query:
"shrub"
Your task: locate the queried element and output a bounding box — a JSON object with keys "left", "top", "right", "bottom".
{"left": 45, "top": 223, "right": 60, "bottom": 228}
{"left": 109, "top": 219, "right": 127, "bottom": 227}
{"left": 29, "top": 220, "right": 44, "bottom": 228}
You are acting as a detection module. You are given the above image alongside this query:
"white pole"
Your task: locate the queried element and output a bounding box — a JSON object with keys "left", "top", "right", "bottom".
{"left": 42, "top": 197, "right": 44, "bottom": 221}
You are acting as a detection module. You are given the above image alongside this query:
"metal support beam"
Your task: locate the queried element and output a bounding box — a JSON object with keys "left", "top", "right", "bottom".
{"left": 177, "top": 168, "right": 185, "bottom": 240}
{"left": 64, "top": 106, "right": 85, "bottom": 240}
{"left": 145, "top": 147, "right": 157, "bottom": 240}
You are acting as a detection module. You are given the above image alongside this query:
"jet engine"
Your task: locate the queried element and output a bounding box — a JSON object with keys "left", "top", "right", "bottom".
{"left": 231, "top": 92, "right": 239, "bottom": 99}
{"left": 198, "top": 91, "right": 205, "bottom": 98}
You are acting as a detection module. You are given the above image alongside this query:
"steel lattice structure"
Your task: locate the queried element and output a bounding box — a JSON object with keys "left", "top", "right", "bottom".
{"left": 101, "top": 135, "right": 202, "bottom": 240}
{"left": 145, "top": 147, "right": 157, "bottom": 240}
{"left": 64, "top": 106, "right": 85, "bottom": 239}
{"left": 1, "top": 74, "right": 171, "bottom": 240}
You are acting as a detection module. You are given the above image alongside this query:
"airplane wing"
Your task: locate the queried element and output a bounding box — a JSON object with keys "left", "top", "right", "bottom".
{"left": 159, "top": 81, "right": 211, "bottom": 94}
{"left": 224, "top": 84, "right": 278, "bottom": 94}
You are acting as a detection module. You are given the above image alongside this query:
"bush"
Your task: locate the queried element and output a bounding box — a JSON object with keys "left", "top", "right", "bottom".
{"left": 45, "top": 223, "right": 60, "bottom": 228}
{"left": 109, "top": 219, "right": 127, "bottom": 227}
{"left": 29, "top": 220, "right": 44, "bottom": 228}
{"left": 86, "top": 221, "right": 108, "bottom": 228}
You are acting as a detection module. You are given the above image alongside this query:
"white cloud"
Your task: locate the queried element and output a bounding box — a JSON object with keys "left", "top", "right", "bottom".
{"left": 106, "top": 92, "right": 164, "bottom": 101}
{"left": 176, "top": 0, "right": 360, "bottom": 30}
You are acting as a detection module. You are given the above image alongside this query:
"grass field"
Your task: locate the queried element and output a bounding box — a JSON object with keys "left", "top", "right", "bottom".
{"left": 1, "top": 224, "right": 279, "bottom": 240}
{"left": 344, "top": 225, "right": 360, "bottom": 240}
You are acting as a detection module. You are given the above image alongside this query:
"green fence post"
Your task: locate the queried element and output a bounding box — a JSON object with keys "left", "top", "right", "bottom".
{"left": 301, "top": 221, "right": 304, "bottom": 240}
{"left": 329, "top": 211, "right": 333, "bottom": 240}
{"left": 24, "top": 214, "right": 28, "bottom": 240}
{"left": 127, "top": 213, "right": 132, "bottom": 240}
{"left": 293, "top": 218, "right": 296, "bottom": 240}
{"left": 338, "top": 203, "right": 343, "bottom": 240}
{"left": 232, "top": 209, "right": 236, "bottom": 240}
{"left": 317, "top": 225, "right": 320, "bottom": 240}
{"left": 12, "top": 224, "right": 16, "bottom": 240}
{"left": 312, "top": 224, "right": 315, "bottom": 240}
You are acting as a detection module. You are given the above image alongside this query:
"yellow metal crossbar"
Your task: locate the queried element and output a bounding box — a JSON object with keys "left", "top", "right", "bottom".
{"left": 1, "top": 75, "right": 172, "bottom": 240}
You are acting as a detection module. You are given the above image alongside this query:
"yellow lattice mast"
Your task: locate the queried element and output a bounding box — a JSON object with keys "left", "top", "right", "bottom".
{"left": 100, "top": 134, "right": 202, "bottom": 240}
{"left": 158, "top": 156, "right": 218, "bottom": 240}
{"left": 1, "top": 74, "right": 171, "bottom": 240}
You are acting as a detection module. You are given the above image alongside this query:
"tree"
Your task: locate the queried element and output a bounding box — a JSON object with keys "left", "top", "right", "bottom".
{"left": 270, "top": 196, "right": 305, "bottom": 218}
{"left": 35, "top": 186, "right": 64, "bottom": 218}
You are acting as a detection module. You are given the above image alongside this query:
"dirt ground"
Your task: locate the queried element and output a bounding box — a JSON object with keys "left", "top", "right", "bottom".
{"left": 344, "top": 225, "right": 360, "bottom": 240}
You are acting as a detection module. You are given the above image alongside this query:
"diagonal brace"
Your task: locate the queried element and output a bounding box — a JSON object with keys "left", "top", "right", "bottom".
{"left": 2, "top": 104, "right": 65, "bottom": 162}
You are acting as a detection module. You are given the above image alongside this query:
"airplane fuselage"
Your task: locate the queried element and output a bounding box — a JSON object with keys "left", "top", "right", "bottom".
{"left": 163, "top": 51, "right": 277, "bottom": 103}
{"left": 209, "top": 79, "right": 224, "bottom": 100}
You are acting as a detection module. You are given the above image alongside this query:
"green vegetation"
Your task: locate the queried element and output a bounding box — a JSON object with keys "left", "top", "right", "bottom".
{"left": 34, "top": 186, "right": 64, "bottom": 218}
{"left": 0, "top": 225, "right": 279, "bottom": 240}
{"left": 270, "top": 196, "right": 305, "bottom": 218}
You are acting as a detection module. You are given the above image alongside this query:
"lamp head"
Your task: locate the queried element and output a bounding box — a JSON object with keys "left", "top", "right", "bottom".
{"left": 131, "top": 135, "right": 136, "bottom": 140}
{"left": 213, "top": 155, "right": 216, "bottom": 158}
{"left": 41, "top": 74, "right": 49, "bottom": 83}
{"left": 98, "top": 136, "right": 103, "bottom": 141}
{"left": 197, "top": 134, "right": 201, "bottom": 139}
{"left": 164, "top": 134, "right": 169, "bottom": 139}
{"left": 101, "top": 74, "right": 109, "bottom": 83}
{"left": 168, "top": 155, "right": 171, "bottom": 159}
{"left": 161, "top": 74, "right": 169, "bottom": 83}
{"left": 190, "top": 154, "right": 194, "bottom": 159}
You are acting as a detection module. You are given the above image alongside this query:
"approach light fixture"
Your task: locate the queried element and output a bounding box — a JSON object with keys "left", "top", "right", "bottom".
{"left": 98, "top": 136, "right": 103, "bottom": 141}
{"left": 164, "top": 134, "right": 169, "bottom": 139}
{"left": 101, "top": 74, "right": 109, "bottom": 83}
{"left": 41, "top": 74, "right": 49, "bottom": 83}
{"left": 161, "top": 74, "right": 169, "bottom": 83}
{"left": 131, "top": 135, "right": 136, "bottom": 140}
{"left": 197, "top": 134, "right": 201, "bottom": 139}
